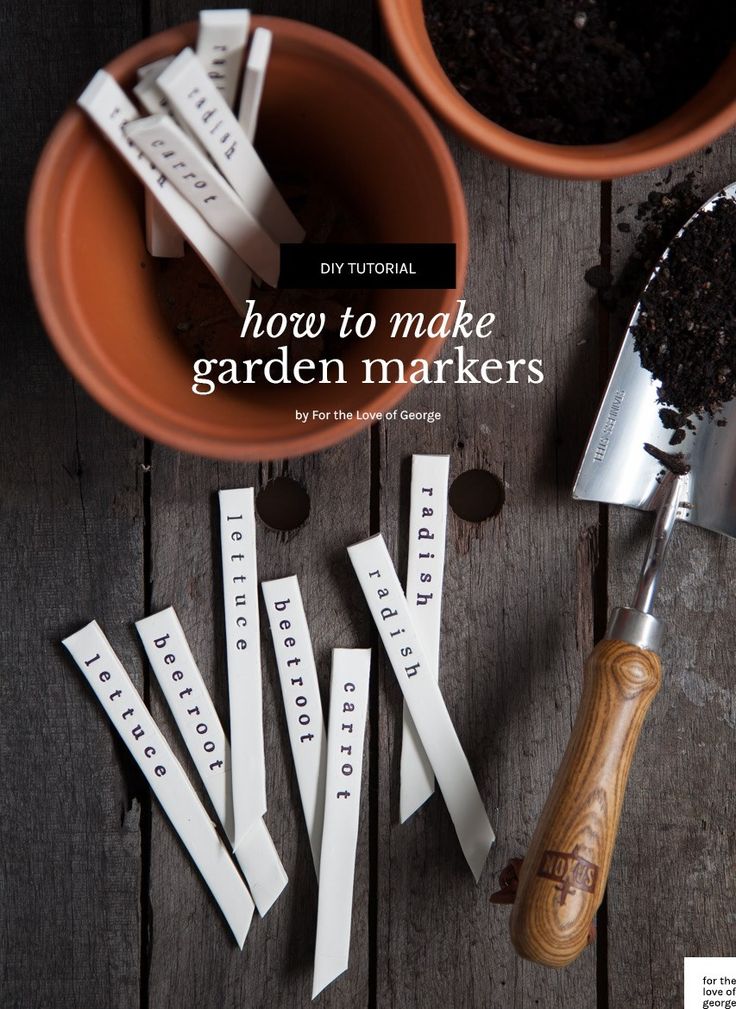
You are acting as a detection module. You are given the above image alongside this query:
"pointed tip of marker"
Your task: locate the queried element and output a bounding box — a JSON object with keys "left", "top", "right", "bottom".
{"left": 256, "top": 897, "right": 277, "bottom": 919}
{"left": 231, "top": 832, "right": 247, "bottom": 854}
{"left": 311, "top": 971, "right": 335, "bottom": 1000}
{"left": 255, "top": 875, "right": 288, "bottom": 918}
{"left": 235, "top": 915, "right": 253, "bottom": 950}
{"left": 399, "top": 789, "right": 434, "bottom": 824}
{"left": 312, "top": 958, "right": 348, "bottom": 999}
{"left": 469, "top": 833, "right": 496, "bottom": 884}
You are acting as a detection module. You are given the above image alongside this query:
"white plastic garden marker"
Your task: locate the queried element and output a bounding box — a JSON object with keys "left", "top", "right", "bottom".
{"left": 218, "top": 488, "right": 266, "bottom": 850}
{"left": 238, "top": 27, "right": 272, "bottom": 142}
{"left": 348, "top": 533, "right": 495, "bottom": 881}
{"left": 400, "top": 455, "right": 450, "bottom": 822}
{"left": 134, "top": 56, "right": 185, "bottom": 257}
{"left": 136, "top": 56, "right": 173, "bottom": 81}
{"left": 143, "top": 192, "right": 184, "bottom": 258}
{"left": 262, "top": 576, "right": 327, "bottom": 876}
{"left": 136, "top": 607, "right": 288, "bottom": 916}
{"left": 77, "top": 71, "right": 251, "bottom": 314}
{"left": 196, "top": 9, "right": 250, "bottom": 107}
{"left": 134, "top": 63, "right": 177, "bottom": 118}
{"left": 124, "top": 115, "right": 280, "bottom": 286}
{"left": 156, "top": 48, "right": 304, "bottom": 244}
{"left": 62, "top": 620, "right": 254, "bottom": 947}
{"left": 312, "top": 648, "right": 370, "bottom": 999}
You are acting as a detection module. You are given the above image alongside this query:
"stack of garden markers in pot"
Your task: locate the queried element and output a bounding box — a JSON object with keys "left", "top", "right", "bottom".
{"left": 62, "top": 456, "right": 494, "bottom": 998}
{"left": 77, "top": 8, "right": 303, "bottom": 315}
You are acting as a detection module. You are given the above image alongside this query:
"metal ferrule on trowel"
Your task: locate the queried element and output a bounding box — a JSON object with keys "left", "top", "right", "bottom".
{"left": 606, "top": 468, "right": 683, "bottom": 653}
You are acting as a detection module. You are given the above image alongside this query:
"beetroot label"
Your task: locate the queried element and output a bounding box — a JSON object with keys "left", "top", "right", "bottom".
{"left": 262, "top": 575, "right": 327, "bottom": 876}
{"left": 136, "top": 606, "right": 287, "bottom": 917}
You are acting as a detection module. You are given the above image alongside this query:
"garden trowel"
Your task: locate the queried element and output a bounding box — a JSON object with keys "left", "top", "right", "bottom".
{"left": 509, "top": 183, "right": 736, "bottom": 968}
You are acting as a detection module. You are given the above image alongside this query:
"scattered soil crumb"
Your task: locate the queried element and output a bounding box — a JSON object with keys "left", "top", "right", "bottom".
{"left": 643, "top": 442, "right": 691, "bottom": 476}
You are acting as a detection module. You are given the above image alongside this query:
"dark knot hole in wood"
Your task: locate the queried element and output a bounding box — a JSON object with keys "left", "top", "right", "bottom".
{"left": 449, "top": 468, "right": 505, "bottom": 522}
{"left": 256, "top": 476, "right": 310, "bottom": 531}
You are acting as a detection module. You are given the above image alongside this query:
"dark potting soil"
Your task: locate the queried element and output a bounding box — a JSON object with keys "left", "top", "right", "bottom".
{"left": 631, "top": 195, "right": 736, "bottom": 450}
{"left": 423, "top": 0, "right": 734, "bottom": 145}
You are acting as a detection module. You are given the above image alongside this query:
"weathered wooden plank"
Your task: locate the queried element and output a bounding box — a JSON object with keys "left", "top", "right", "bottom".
{"left": 144, "top": 4, "right": 374, "bottom": 1007}
{"left": 0, "top": 5, "right": 146, "bottom": 1008}
{"left": 148, "top": 0, "right": 372, "bottom": 40}
{"left": 0, "top": 387, "right": 145, "bottom": 1009}
{"left": 607, "top": 141, "right": 736, "bottom": 1009}
{"left": 376, "top": 147, "right": 602, "bottom": 1007}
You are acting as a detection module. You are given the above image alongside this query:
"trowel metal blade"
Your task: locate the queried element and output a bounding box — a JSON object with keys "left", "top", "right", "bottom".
{"left": 573, "top": 182, "right": 736, "bottom": 540}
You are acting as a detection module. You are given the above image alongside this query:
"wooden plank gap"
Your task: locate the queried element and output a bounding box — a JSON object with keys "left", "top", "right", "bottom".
{"left": 140, "top": 435, "right": 154, "bottom": 1009}
{"left": 594, "top": 179, "right": 613, "bottom": 643}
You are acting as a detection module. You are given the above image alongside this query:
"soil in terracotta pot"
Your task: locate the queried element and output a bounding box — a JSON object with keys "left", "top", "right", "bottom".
{"left": 151, "top": 177, "right": 369, "bottom": 378}
{"left": 424, "top": 0, "right": 734, "bottom": 144}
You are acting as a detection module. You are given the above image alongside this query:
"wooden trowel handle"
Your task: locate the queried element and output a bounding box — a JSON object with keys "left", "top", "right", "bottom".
{"left": 510, "top": 638, "right": 661, "bottom": 968}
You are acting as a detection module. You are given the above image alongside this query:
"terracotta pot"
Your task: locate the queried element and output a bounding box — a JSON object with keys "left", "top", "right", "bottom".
{"left": 379, "top": 0, "right": 736, "bottom": 180}
{"left": 27, "top": 18, "right": 468, "bottom": 460}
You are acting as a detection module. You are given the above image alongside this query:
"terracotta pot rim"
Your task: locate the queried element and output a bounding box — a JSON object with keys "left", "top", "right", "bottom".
{"left": 378, "top": 0, "right": 736, "bottom": 180}
{"left": 26, "top": 16, "right": 469, "bottom": 461}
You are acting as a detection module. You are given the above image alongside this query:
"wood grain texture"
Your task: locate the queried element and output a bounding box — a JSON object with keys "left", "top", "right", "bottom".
{"left": 606, "top": 143, "right": 736, "bottom": 1009}
{"left": 376, "top": 145, "right": 602, "bottom": 1007}
{"left": 1, "top": 4, "right": 146, "bottom": 1007}
{"left": 511, "top": 639, "right": 661, "bottom": 968}
{"left": 148, "top": 0, "right": 373, "bottom": 44}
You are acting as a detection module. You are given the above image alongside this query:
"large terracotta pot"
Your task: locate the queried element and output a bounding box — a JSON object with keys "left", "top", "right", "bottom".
{"left": 27, "top": 18, "right": 468, "bottom": 460}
